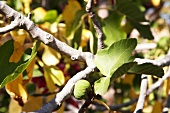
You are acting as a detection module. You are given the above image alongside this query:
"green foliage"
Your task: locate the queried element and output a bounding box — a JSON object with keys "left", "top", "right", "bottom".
{"left": 94, "top": 39, "right": 137, "bottom": 77}
{"left": 74, "top": 80, "right": 91, "bottom": 99}
{"left": 94, "top": 76, "right": 110, "bottom": 95}
{"left": 103, "top": 12, "right": 126, "bottom": 46}
{"left": 115, "top": 0, "right": 154, "bottom": 39}
{"left": 111, "top": 62, "right": 137, "bottom": 80}
{"left": 128, "top": 63, "right": 164, "bottom": 77}
{"left": 0, "top": 40, "right": 40, "bottom": 88}
{"left": 44, "top": 10, "right": 58, "bottom": 23}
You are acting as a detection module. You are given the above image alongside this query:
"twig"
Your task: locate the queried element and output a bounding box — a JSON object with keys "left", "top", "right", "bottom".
{"left": 134, "top": 74, "right": 148, "bottom": 113}
{"left": 0, "top": 1, "right": 96, "bottom": 112}
{"left": 92, "top": 67, "right": 170, "bottom": 111}
{"left": 86, "top": 0, "right": 104, "bottom": 50}
{"left": 135, "top": 43, "right": 157, "bottom": 51}
{"left": 135, "top": 54, "right": 170, "bottom": 67}
{"left": 37, "top": 66, "right": 95, "bottom": 112}
{"left": 0, "top": 1, "right": 95, "bottom": 66}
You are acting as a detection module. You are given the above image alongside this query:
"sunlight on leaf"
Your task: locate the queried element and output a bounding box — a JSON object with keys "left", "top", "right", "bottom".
{"left": 94, "top": 76, "right": 110, "bottom": 95}
{"left": 103, "top": 12, "right": 126, "bottom": 46}
{"left": 32, "top": 7, "right": 47, "bottom": 23}
{"left": 94, "top": 39, "right": 137, "bottom": 77}
{"left": 44, "top": 66, "right": 65, "bottom": 92}
{"left": 42, "top": 46, "right": 60, "bottom": 66}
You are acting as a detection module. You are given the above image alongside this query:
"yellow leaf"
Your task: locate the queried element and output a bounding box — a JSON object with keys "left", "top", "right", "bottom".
{"left": 42, "top": 46, "right": 60, "bottom": 66}
{"left": 26, "top": 58, "right": 36, "bottom": 80}
{"left": 6, "top": 74, "right": 28, "bottom": 106}
{"left": 50, "top": 67, "right": 65, "bottom": 86}
{"left": 9, "top": 41, "right": 24, "bottom": 63}
{"left": 9, "top": 99, "right": 22, "bottom": 113}
{"left": 9, "top": 30, "right": 27, "bottom": 63}
{"left": 80, "top": 29, "right": 93, "bottom": 48}
{"left": 57, "top": 23, "right": 67, "bottom": 43}
{"left": 129, "top": 87, "right": 138, "bottom": 99}
{"left": 44, "top": 66, "right": 65, "bottom": 92}
{"left": 151, "top": 101, "right": 163, "bottom": 113}
{"left": 151, "top": 0, "right": 161, "bottom": 7}
{"left": 122, "top": 74, "right": 135, "bottom": 86}
{"left": 10, "top": 30, "right": 26, "bottom": 44}
{"left": 44, "top": 66, "right": 58, "bottom": 92}
{"left": 32, "top": 7, "right": 47, "bottom": 23}
{"left": 63, "top": 0, "right": 82, "bottom": 24}
{"left": 22, "top": 0, "right": 32, "bottom": 14}
{"left": 22, "top": 96, "right": 43, "bottom": 112}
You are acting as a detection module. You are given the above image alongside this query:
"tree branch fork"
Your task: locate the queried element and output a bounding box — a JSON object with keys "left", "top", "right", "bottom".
{"left": 1, "top": 1, "right": 170, "bottom": 113}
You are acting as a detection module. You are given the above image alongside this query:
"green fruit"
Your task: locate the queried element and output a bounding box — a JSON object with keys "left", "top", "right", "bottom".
{"left": 73, "top": 80, "right": 91, "bottom": 99}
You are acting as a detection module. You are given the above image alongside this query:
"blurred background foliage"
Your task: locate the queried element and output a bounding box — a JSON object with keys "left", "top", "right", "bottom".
{"left": 0, "top": 0, "right": 170, "bottom": 113}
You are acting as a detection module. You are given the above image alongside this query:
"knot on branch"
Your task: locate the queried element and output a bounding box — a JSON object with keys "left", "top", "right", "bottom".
{"left": 71, "top": 55, "right": 79, "bottom": 60}
{"left": 45, "top": 33, "right": 54, "bottom": 44}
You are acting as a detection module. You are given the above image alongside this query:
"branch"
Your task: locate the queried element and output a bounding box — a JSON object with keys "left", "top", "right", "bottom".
{"left": 0, "top": 1, "right": 94, "bottom": 66}
{"left": 147, "top": 66, "right": 170, "bottom": 95}
{"left": 134, "top": 74, "right": 148, "bottom": 113}
{"left": 37, "top": 66, "right": 95, "bottom": 112}
{"left": 135, "top": 54, "right": 170, "bottom": 67}
{"left": 0, "top": 1, "right": 96, "bottom": 112}
{"left": 86, "top": 0, "right": 104, "bottom": 50}
{"left": 92, "top": 67, "right": 170, "bottom": 111}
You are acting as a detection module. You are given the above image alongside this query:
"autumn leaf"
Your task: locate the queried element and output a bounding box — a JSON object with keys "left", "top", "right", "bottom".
{"left": 42, "top": 45, "right": 60, "bottom": 66}
{"left": 63, "top": 0, "right": 82, "bottom": 24}
{"left": 6, "top": 74, "right": 28, "bottom": 106}
{"left": 10, "top": 30, "right": 27, "bottom": 63}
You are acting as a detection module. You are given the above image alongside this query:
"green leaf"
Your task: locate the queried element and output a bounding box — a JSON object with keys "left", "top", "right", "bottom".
{"left": 0, "top": 40, "right": 40, "bottom": 88}
{"left": 94, "top": 76, "right": 110, "bottom": 95}
{"left": 26, "top": 83, "right": 36, "bottom": 94}
{"left": 128, "top": 63, "right": 164, "bottom": 77}
{"left": 44, "top": 10, "right": 58, "bottom": 23}
{"left": 115, "top": 0, "right": 154, "bottom": 40}
{"left": 129, "top": 21, "right": 154, "bottom": 40}
{"left": 94, "top": 39, "right": 137, "bottom": 77}
{"left": 74, "top": 80, "right": 91, "bottom": 99}
{"left": 116, "top": 0, "right": 146, "bottom": 22}
{"left": 103, "top": 11, "right": 126, "bottom": 46}
{"left": 8, "top": 0, "right": 22, "bottom": 11}
{"left": 111, "top": 62, "right": 137, "bottom": 80}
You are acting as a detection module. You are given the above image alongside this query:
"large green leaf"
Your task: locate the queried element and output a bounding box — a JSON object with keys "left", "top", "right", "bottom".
{"left": 94, "top": 76, "right": 110, "bottom": 95}
{"left": 0, "top": 40, "right": 40, "bottom": 88}
{"left": 115, "top": 0, "right": 154, "bottom": 40}
{"left": 103, "top": 11, "right": 126, "bottom": 46}
{"left": 128, "top": 63, "right": 164, "bottom": 77}
{"left": 94, "top": 39, "right": 137, "bottom": 77}
{"left": 111, "top": 62, "right": 137, "bottom": 80}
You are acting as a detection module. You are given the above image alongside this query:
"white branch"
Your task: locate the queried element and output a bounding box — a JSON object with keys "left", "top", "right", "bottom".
{"left": 134, "top": 74, "right": 148, "bottom": 113}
